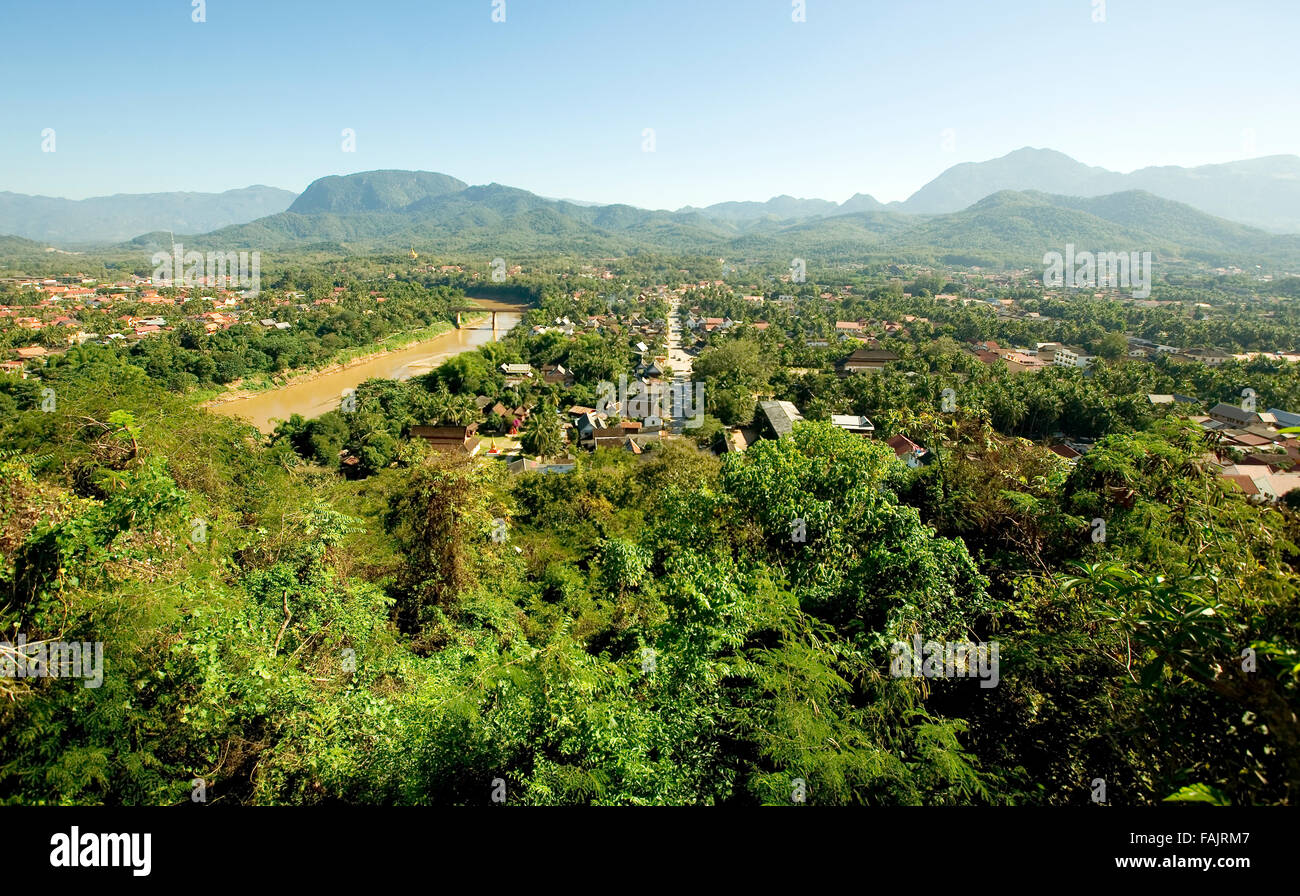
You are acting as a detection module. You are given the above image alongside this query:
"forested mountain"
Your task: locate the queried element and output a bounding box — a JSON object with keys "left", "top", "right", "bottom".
{"left": 888, "top": 190, "right": 1300, "bottom": 267}
{"left": 184, "top": 178, "right": 738, "bottom": 255}
{"left": 0, "top": 234, "right": 42, "bottom": 253}
{"left": 160, "top": 170, "right": 1300, "bottom": 269}
{"left": 8, "top": 167, "right": 1298, "bottom": 270}
{"left": 7, "top": 147, "right": 1299, "bottom": 251}
{"left": 839, "top": 192, "right": 887, "bottom": 214}
{"left": 0, "top": 186, "right": 297, "bottom": 244}
{"left": 288, "top": 171, "right": 468, "bottom": 214}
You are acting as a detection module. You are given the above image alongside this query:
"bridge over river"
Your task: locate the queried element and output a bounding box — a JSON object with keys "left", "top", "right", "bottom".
{"left": 448, "top": 293, "right": 537, "bottom": 330}
{"left": 449, "top": 306, "right": 506, "bottom": 330}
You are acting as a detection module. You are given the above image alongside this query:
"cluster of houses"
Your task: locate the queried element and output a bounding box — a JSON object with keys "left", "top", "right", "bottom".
{"left": 1197, "top": 402, "right": 1300, "bottom": 502}
{"left": 936, "top": 272, "right": 1296, "bottom": 322}
{"left": 382, "top": 391, "right": 671, "bottom": 473}
{"left": 0, "top": 276, "right": 425, "bottom": 377}
{"left": 678, "top": 312, "right": 922, "bottom": 350}
{"left": 962, "top": 341, "right": 1095, "bottom": 372}
{"left": 721, "top": 399, "right": 929, "bottom": 468}
{"left": 570, "top": 406, "right": 666, "bottom": 454}
{"left": 1045, "top": 396, "right": 1300, "bottom": 503}
{"left": 1125, "top": 338, "right": 1300, "bottom": 366}
{"left": 959, "top": 337, "right": 1300, "bottom": 376}
{"left": 0, "top": 275, "right": 264, "bottom": 376}
{"left": 529, "top": 309, "right": 667, "bottom": 347}
{"left": 703, "top": 381, "right": 1300, "bottom": 505}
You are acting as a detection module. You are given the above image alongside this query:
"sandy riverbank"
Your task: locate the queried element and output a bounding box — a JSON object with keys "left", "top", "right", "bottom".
{"left": 198, "top": 320, "right": 464, "bottom": 409}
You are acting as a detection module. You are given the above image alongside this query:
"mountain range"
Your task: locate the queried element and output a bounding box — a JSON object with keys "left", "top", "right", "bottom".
{"left": 893, "top": 149, "right": 1300, "bottom": 232}
{"left": 0, "top": 185, "right": 296, "bottom": 244}
{"left": 679, "top": 149, "right": 1300, "bottom": 233}
{"left": 106, "top": 173, "right": 1297, "bottom": 271}
{"left": 3, "top": 150, "right": 1300, "bottom": 270}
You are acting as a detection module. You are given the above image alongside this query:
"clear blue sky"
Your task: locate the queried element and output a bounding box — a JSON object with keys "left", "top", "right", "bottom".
{"left": 2, "top": 0, "right": 1297, "bottom": 209}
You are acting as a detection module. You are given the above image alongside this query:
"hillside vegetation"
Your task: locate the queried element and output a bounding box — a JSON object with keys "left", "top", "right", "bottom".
{"left": 2, "top": 345, "right": 1297, "bottom": 805}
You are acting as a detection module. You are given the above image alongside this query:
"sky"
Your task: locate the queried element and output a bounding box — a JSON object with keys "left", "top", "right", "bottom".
{"left": 2, "top": 0, "right": 1298, "bottom": 209}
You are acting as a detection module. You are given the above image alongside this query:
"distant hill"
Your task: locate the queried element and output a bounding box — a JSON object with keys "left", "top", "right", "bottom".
{"left": 288, "top": 170, "right": 467, "bottom": 214}
{"left": 678, "top": 192, "right": 884, "bottom": 223}
{"left": 0, "top": 234, "right": 43, "bottom": 253}
{"left": 1119, "top": 157, "right": 1300, "bottom": 234}
{"left": 189, "top": 174, "right": 736, "bottom": 255}
{"left": 900, "top": 149, "right": 1119, "bottom": 215}
{"left": 839, "top": 193, "right": 886, "bottom": 214}
{"left": 723, "top": 190, "right": 1300, "bottom": 268}
{"left": 891, "top": 190, "right": 1299, "bottom": 266}
{"left": 680, "top": 195, "right": 843, "bottom": 223}
{"left": 0, "top": 186, "right": 297, "bottom": 244}
{"left": 0, "top": 233, "right": 94, "bottom": 273}
{"left": 9, "top": 146, "right": 1300, "bottom": 254}
{"left": 899, "top": 148, "right": 1300, "bottom": 233}
{"left": 147, "top": 170, "right": 1300, "bottom": 270}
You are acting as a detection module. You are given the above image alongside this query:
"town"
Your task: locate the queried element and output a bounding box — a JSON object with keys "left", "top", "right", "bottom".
{"left": 5, "top": 259, "right": 1299, "bottom": 507}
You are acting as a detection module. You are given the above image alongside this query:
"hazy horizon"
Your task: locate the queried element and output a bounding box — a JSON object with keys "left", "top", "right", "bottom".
{"left": 6, "top": 146, "right": 1300, "bottom": 214}
{"left": 2, "top": 0, "right": 1298, "bottom": 208}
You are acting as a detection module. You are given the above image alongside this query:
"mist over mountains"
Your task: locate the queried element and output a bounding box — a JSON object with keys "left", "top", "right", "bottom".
{"left": 679, "top": 148, "right": 1300, "bottom": 233}
{"left": 0, "top": 185, "right": 296, "bottom": 244}
{"left": 896, "top": 148, "right": 1300, "bottom": 232}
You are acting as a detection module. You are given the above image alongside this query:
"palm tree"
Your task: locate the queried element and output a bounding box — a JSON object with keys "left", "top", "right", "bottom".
{"left": 520, "top": 400, "right": 564, "bottom": 459}
{"left": 440, "top": 394, "right": 480, "bottom": 427}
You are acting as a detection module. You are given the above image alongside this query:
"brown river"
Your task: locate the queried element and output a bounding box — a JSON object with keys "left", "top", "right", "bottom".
{"left": 210, "top": 305, "right": 524, "bottom": 433}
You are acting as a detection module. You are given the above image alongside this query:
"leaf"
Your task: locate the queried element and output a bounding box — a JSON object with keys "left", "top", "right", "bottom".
{"left": 1163, "top": 784, "right": 1230, "bottom": 806}
{"left": 1138, "top": 658, "right": 1166, "bottom": 688}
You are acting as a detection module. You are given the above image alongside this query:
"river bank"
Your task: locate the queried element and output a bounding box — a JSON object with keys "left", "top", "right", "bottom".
{"left": 199, "top": 319, "right": 463, "bottom": 409}
{"left": 208, "top": 309, "right": 523, "bottom": 433}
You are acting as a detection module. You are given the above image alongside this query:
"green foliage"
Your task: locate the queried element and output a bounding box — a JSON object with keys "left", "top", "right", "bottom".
{"left": 520, "top": 400, "right": 564, "bottom": 459}
{"left": 3, "top": 284, "right": 1298, "bottom": 806}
